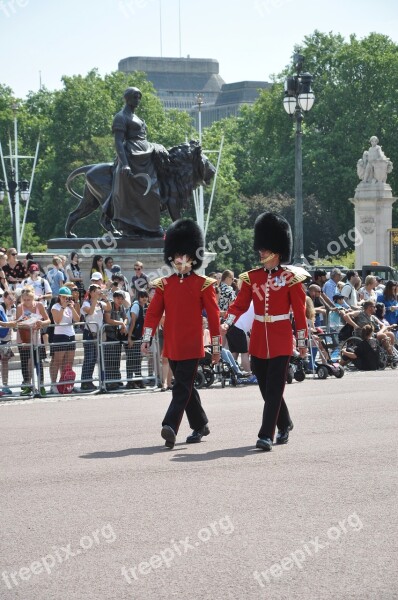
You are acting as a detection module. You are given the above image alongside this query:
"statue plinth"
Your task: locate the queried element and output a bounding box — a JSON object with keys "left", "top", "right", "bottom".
{"left": 47, "top": 236, "right": 165, "bottom": 251}
{"left": 39, "top": 238, "right": 216, "bottom": 289}
{"left": 354, "top": 181, "right": 393, "bottom": 201}
{"left": 350, "top": 184, "right": 396, "bottom": 269}
{"left": 351, "top": 136, "right": 396, "bottom": 269}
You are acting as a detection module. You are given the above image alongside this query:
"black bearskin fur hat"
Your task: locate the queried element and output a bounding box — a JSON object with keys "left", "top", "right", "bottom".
{"left": 164, "top": 218, "right": 204, "bottom": 270}
{"left": 253, "top": 212, "right": 292, "bottom": 264}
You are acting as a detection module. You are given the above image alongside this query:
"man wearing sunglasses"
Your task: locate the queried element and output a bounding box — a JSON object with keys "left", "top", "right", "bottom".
{"left": 131, "top": 261, "right": 149, "bottom": 299}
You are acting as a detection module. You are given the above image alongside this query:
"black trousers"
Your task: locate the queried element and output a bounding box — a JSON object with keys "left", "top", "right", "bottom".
{"left": 163, "top": 358, "right": 207, "bottom": 434}
{"left": 251, "top": 355, "right": 292, "bottom": 440}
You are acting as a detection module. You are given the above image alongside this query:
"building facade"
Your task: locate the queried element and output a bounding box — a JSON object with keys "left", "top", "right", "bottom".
{"left": 118, "top": 56, "right": 270, "bottom": 127}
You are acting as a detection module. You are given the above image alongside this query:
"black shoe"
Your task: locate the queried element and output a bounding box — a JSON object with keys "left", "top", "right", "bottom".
{"left": 256, "top": 437, "right": 273, "bottom": 451}
{"left": 186, "top": 424, "right": 210, "bottom": 444}
{"left": 117, "top": 381, "right": 124, "bottom": 388}
{"left": 126, "top": 381, "right": 138, "bottom": 389}
{"left": 161, "top": 425, "right": 176, "bottom": 449}
{"left": 105, "top": 383, "right": 119, "bottom": 391}
{"left": 135, "top": 381, "right": 145, "bottom": 389}
{"left": 275, "top": 422, "right": 294, "bottom": 445}
{"left": 80, "top": 383, "right": 97, "bottom": 391}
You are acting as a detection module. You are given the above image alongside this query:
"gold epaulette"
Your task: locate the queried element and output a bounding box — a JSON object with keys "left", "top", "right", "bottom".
{"left": 200, "top": 276, "right": 217, "bottom": 291}
{"left": 282, "top": 265, "right": 311, "bottom": 287}
{"left": 238, "top": 271, "right": 251, "bottom": 285}
{"left": 151, "top": 277, "right": 165, "bottom": 291}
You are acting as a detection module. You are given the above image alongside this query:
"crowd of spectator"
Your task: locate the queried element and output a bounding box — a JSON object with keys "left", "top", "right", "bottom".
{"left": 0, "top": 249, "right": 154, "bottom": 396}
{"left": 1, "top": 250, "right": 398, "bottom": 396}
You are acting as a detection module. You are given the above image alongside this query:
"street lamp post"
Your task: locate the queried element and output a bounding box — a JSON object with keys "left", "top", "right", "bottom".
{"left": 0, "top": 101, "right": 38, "bottom": 253}
{"left": 0, "top": 172, "right": 30, "bottom": 248}
{"left": 283, "top": 53, "right": 315, "bottom": 264}
{"left": 195, "top": 93, "right": 205, "bottom": 234}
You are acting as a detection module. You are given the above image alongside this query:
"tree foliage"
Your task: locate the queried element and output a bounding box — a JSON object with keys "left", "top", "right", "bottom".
{"left": 1, "top": 32, "right": 398, "bottom": 268}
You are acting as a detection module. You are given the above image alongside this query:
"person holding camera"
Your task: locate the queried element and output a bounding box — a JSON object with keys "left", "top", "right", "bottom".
{"left": 80, "top": 284, "right": 111, "bottom": 391}
{"left": 109, "top": 274, "right": 131, "bottom": 308}
{"left": 50, "top": 287, "right": 80, "bottom": 394}
{"left": 103, "top": 290, "right": 128, "bottom": 391}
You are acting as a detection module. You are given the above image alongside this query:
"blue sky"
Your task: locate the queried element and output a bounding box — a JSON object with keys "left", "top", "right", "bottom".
{"left": 1, "top": 0, "right": 398, "bottom": 99}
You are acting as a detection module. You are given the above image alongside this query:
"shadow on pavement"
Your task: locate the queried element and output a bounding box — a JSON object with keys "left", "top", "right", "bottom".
{"left": 80, "top": 444, "right": 260, "bottom": 460}
{"left": 170, "top": 445, "right": 260, "bottom": 461}
{"left": 80, "top": 446, "right": 172, "bottom": 459}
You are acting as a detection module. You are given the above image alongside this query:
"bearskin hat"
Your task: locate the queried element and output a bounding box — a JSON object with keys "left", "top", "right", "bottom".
{"left": 164, "top": 218, "right": 204, "bottom": 270}
{"left": 253, "top": 212, "right": 292, "bottom": 264}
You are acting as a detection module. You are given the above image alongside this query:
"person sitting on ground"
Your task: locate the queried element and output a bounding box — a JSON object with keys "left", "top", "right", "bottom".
{"left": 341, "top": 324, "right": 382, "bottom": 371}
{"left": 347, "top": 300, "right": 396, "bottom": 360}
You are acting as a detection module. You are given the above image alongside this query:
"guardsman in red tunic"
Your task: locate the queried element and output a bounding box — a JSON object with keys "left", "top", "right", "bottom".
{"left": 141, "top": 219, "right": 221, "bottom": 449}
{"left": 223, "top": 212, "right": 308, "bottom": 451}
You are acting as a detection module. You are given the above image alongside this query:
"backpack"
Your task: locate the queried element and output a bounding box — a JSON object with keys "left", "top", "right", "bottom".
{"left": 131, "top": 301, "right": 144, "bottom": 340}
{"left": 57, "top": 364, "right": 76, "bottom": 394}
{"left": 0, "top": 306, "right": 9, "bottom": 339}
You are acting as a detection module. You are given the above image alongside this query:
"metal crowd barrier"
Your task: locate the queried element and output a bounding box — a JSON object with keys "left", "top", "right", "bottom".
{"left": 0, "top": 322, "right": 160, "bottom": 399}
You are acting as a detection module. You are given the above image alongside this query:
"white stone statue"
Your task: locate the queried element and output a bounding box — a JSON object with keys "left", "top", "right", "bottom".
{"left": 357, "top": 136, "right": 393, "bottom": 183}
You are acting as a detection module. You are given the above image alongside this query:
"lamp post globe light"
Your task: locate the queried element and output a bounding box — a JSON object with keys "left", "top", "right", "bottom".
{"left": 283, "top": 53, "right": 315, "bottom": 265}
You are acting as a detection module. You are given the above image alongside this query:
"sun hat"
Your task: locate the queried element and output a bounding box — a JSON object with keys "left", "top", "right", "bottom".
{"left": 91, "top": 272, "right": 103, "bottom": 281}
{"left": 58, "top": 287, "right": 72, "bottom": 296}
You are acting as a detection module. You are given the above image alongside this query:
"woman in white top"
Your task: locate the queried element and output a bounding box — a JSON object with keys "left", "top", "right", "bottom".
{"left": 80, "top": 284, "right": 111, "bottom": 391}
{"left": 358, "top": 275, "right": 377, "bottom": 304}
{"left": 16, "top": 286, "right": 50, "bottom": 396}
{"left": 50, "top": 286, "right": 80, "bottom": 391}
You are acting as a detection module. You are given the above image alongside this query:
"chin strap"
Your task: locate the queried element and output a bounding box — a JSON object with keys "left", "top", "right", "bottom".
{"left": 260, "top": 253, "right": 276, "bottom": 264}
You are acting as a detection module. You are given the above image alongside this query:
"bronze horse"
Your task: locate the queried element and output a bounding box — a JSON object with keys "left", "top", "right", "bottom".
{"left": 65, "top": 140, "right": 215, "bottom": 238}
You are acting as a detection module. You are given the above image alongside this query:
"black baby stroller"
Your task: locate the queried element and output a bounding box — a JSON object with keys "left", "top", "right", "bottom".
{"left": 307, "top": 328, "right": 344, "bottom": 379}
{"left": 196, "top": 347, "right": 252, "bottom": 388}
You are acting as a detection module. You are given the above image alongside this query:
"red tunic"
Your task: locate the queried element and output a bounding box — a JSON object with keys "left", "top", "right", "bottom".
{"left": 225, "top": 266, "right": 308, "bottom": 359}
{"left": 143, "top": 272, "right": 220, "bottom": 361}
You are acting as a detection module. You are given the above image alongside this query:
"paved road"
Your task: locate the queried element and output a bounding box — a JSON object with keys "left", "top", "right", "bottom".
{"left": 1, "top": 371, "right": 397, "bottom": 600}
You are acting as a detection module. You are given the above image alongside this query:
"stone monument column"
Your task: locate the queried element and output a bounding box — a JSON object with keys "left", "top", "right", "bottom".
{"left": 349, "top": 136, "right": 396, "bottom": 269}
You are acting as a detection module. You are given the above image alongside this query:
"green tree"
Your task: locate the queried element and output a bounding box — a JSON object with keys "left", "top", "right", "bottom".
{"left": 232, "top": 32, "right": 398, "bottom": 260}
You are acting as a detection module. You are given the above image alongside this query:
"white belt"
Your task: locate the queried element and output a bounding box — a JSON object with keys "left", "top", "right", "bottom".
{"left": 254, "top": 313, "right": 290, "bottom": 323}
